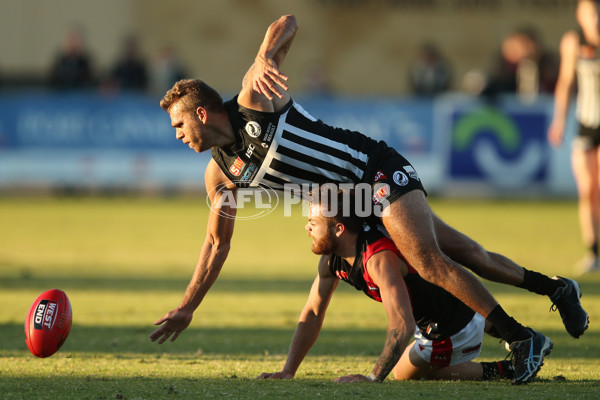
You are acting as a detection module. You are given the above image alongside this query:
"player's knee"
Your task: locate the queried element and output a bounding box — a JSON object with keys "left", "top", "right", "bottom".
{"left": 392, "top": 369, "right": 407, "bottom": 380}
{"left": 392, "top": 368, "right": 419, "bottom": 381}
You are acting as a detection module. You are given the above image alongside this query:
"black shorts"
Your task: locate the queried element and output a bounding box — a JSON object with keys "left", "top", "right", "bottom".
{"left": 367, "top": 149, "right": 427, "bottom": 208}
{"left": 574, "top": 124, "right": 600, "bottom": 151}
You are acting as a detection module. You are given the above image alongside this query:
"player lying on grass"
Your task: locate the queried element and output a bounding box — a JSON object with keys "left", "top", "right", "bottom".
{"left": 152, "top": 14, "right": 587, "bottom": 384}
{"left": 258, "top": 189, "right": 551, "bottom": 383}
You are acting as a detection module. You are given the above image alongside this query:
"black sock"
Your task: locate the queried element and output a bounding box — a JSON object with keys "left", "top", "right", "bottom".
{"left": 481, "top": 360, "right": 514, "bottom": 380}
{"left": 486, "top": 305, "right": 530, "bottom": 343}
{"left": 591, "top": 242, "right": 598, "bottom": 257}
{"left": 517, "top": 269, "right": 562, "bottom": 297}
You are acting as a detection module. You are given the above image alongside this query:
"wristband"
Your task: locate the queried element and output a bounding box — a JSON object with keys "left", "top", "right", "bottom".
{"left": 366, "top": 373, "right": 382, "bottom": 383}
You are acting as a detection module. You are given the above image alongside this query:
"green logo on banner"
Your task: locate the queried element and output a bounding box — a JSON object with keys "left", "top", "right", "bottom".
{"left": 453, "top": 107, "right": 520, "bottom": 152}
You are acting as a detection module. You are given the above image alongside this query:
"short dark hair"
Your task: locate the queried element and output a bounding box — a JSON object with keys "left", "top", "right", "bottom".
{"left": 160, "top": 79, "right": 225, "bottom": 113}
{"left": 313, "top": 187, "right": 364, "bottom": 234}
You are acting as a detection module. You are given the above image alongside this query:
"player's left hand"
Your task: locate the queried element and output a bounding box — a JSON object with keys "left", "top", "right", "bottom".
{"left": 149, "top": 308, "right": 193, "bottom": 344}
{"left": 251, "top": 56, "right": 289, "bottom": 100}
{"left": 334, "top": 374, "right": 372, "bottom": 383}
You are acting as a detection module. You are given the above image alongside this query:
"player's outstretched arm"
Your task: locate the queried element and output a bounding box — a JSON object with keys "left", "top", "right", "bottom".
{"left": 335, "top": 251, "right": 415, "bottom": 383}
{"left": 239, "top": 15, "right": 298, "bottom": 111}
{"left": 548, "top": 30, "right": 578, "bottom": 147}
{"left": 150, "top": 160, "right": 237, "bottom": 344}
{"left": 258, "top": 255, "right": 338, "bottom": 379}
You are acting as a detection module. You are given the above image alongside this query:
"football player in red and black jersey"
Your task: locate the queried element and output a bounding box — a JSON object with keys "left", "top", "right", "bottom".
{"left": 259, "top": 189, "right": 525, "bottom": 383}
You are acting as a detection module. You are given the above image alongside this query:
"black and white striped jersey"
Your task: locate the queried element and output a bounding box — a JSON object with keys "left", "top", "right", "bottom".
{"left": 576, "top": 30, "right": 600, "bottom": 129}
{"left": 211, "top": 96, "right": 391, "bottom": 189}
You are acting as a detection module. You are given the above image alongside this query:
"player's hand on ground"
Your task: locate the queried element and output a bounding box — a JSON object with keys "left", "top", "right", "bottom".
{"left": 334, "top": 374, "right": 372, "bottom": 383}
{"left": 149, "top": 308, "right": 193, "bottom": 344}
{"left": 256, "top": 371, "right": 294, "bottom": 379}
{"left": 251, "top": 56, "right": 289, "bottom": 100}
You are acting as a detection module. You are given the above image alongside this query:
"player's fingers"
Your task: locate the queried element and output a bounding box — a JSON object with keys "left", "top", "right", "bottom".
{"left": 157, "top": 332, "right": 172, "bottom": 344}
{"left": 261, "top": 77, "right": 283, "bottom": 99}
{"left": 170, "top": 331, "right": 181, "bottom": 342}
{"left": 149, "top": 326, "right": 165, "bottom": 341}
{"left": 267, "top": 71, "right": 289, "bottom": 91}
{"left": 256, "top": 373, "right": 271, "bottom": 379}
{"left": 253, "top": 80, "right": 262, "bottom": 95}
{"left": 153, "top": 316, "right": 168, "bottom": 326}
{"left": 257, "top": 81, "right": 273, "bottom": 100}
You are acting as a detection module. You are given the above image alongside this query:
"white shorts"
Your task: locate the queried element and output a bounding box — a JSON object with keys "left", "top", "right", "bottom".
{"left": 413, "top": 313, "right": 485, "bottom": 367}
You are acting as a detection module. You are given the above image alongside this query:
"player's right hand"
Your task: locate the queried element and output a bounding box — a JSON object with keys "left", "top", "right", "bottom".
{"left": 149, "top": 308, "right": 193, "bottom": 344}
{"left": 547, "top": 120, "right": 565, "bottom": 147}
{"left": 256, "top": 371, "right": 294, "bottom": 379}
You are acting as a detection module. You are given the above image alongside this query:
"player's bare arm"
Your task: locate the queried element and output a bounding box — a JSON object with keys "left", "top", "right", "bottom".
{"left": 335, "top": 251, "right": 416, "bottom": 383}
{"left": 239, "top": 14, "right": 298, "bottom": 112}
{"left": 548, "top": 30, "right": 579, "bottom": 147}
{"left": 257, "top": 255, "right": 338, "bottom": 379}
{"left": 150, "top": 160, "right": 237, "bottom": 344}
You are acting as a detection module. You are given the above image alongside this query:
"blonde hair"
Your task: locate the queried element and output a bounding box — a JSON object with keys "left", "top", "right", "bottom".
{"left": 160, "top": 79, "right": 224, "bottom": 113}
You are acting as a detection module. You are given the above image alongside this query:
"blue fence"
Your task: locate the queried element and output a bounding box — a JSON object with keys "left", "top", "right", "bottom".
{"left": 0, "top": 91, "right": 576, "bottom": 196}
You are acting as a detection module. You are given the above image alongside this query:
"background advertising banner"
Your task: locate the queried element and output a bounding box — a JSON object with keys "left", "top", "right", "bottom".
{"left": 0, "top": 92, "right": 578, "bottom": 197}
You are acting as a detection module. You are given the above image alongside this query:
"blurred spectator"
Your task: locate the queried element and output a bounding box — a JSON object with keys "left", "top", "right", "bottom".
{"left": 483, "top": 27, "right": 558, "bottom": 101}
{"left": 106, "top": 34, "right": 148, "bottom": 92}
{"left": 149, "top": 46, "right": 186, "bottom": 96}
{"left": 409, "top": 42, "right": 452, "bottom": 96}
{"left": 49, "top": 25, "right": 94, "bottom": 90}
{"left": 303, "top": 64, "right": 334, "bottom": 97}
{"left": 460, "top": 69, "right": 488, "bottom": 96}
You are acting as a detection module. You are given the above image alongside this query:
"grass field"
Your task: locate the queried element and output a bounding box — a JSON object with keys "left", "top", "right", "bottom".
{"left": 1, "top": 196, "right": 599, "bottom": 399}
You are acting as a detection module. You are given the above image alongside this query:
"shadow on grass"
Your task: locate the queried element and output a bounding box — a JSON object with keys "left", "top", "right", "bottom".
{"left": 2, "top": 322, "right": 599, "bottom": 361}
{"left": 3, "top": 269, "right": 600, "bottom": 296}
{"left": 0, "top": 273, "right": 314, "bottom": 293}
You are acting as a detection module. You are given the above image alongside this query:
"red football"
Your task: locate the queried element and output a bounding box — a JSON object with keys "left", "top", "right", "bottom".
{"left": 24, "top": 289, "right": 72, "bottom": 358}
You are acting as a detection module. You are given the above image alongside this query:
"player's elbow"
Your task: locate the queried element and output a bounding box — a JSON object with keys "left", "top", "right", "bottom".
{"left": 213, "top": 241, "right": 231, "bottom": 257}
{"left": 404, "top": 319, "right": 416, "bottom": 336}
{"left": 279, "top": 14, "right": 298, "bottom": 31}
{"left": 300, "top": 306, "right": 325, "bottom": 326}
{"left": 207, "top": 235, "right": 232, "bottom": 258}
{"left": 391, "top": 319, "right": 416, "bottom": 343}
{"left": 281, "top": 14, "right": 297, "bottom": 25}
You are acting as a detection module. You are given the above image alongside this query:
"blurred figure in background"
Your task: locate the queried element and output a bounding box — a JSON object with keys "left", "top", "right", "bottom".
{"left": 49, "top": 25, "right": 94, "bottom": 90}
{"left": 548, "top": 0, "right": 600, "bottom": 274}
{"left": 107, "top": 34, "right": 148, "bottom": 92}
{"left": 409, "top": 42, "right": 452, "bottom": 96}
{"left": 483, "top": 26, "right": 557, "bottom": 102}
{"left": 149, "top": 46, "right": 186, "bottom": 97}
{"left": 303, "top": 63, "right": 334, "bottom": 98}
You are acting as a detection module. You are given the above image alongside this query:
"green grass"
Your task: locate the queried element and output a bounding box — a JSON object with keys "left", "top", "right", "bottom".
{"left": 1, "top": 196, "right": 599, "bottom": 399}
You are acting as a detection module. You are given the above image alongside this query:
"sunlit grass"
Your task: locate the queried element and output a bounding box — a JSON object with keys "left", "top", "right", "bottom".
{"left": 1, "top": 196, "right": 599, "bottom": 399}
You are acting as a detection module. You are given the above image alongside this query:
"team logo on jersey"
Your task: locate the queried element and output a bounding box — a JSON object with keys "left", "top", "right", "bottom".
{"left": 244, "top": 121, "right": 262, "bottom": 138}
{"left": 372, "top": 183, "right": 390, "bottom": 205}
{"left": 373, "top": 170, "right": 387, "bottom": 182}
{"left": 245, "top": 143, "right": 256, "bottom": 158}
{"left": 393, "top": 171, "right": 409, "bottom": 186}
{"left": 335, "top": 270, "right": 349, "bottom": 280}
{"left": 229, "top": 157, "right": 246, "bottom": 176}
{"left": 240, "top": 162, "right": 257, "bottom": 183}
{"left": 403, "top": 165, "right": 419, "bottom": 181}
{"left": 266, "top": 123, "right": 276, "bottom": 140}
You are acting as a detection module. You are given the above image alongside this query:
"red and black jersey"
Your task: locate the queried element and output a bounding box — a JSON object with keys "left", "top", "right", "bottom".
{"left": 329, "top": 225, "right": 475, "bottom": 340}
